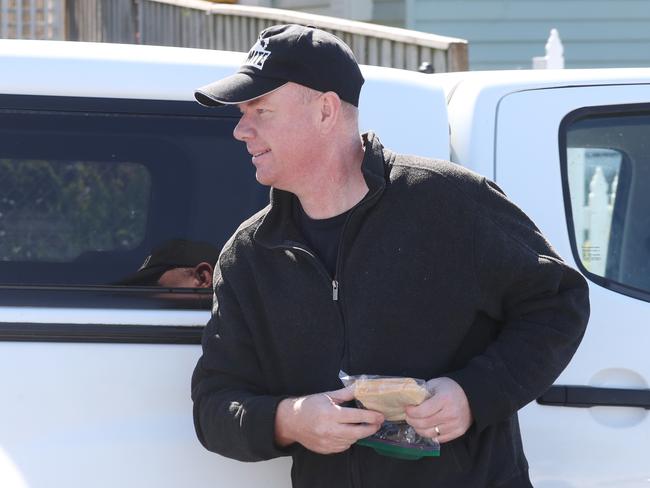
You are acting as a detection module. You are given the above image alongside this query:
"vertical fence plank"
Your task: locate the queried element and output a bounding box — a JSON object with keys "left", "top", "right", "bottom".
{"left": 181, "top": 7, "right": 189, "bottom": 47}
{"left": 16, "top": 0, "right": 22, "bottom": 38}
{"left": 351, "top": 34, "right": 365, "bottom": 64}
{"left": 201, "top": 10, "right": 209, "bottom": 48}
{"left": 238, "top": 15, "right": 246, "bottom": 51}
{"left": 433, "top": 49, "right": 446, "bottom": 73}
{"left": 202, "top": 10, "right": 210, "bottom": 48}
{"left": 393, "top": 42, "right": 404, "bottom": 70}
{"left": 254, "top": 17, "right": 265, "bottom": 38}
{"left": 151, "top": 1, "right": 160, "bottom": 45}
{"left": 193, "top": 9, "right": 201, "bottom": 48}
{"left": 246, "top": 16, "right": 255, "bottom": 46}
{"left": 91, "top": 0, "right": 99, "bottom": 41}
{"left": 405, "top": 44, "right": 418, "bottom": 71}
{"left": 231, "top": 14, "right": 240, "bottom": 51}
{"left": 419, "top": 46, "right": 432, "bottom": 71}
{"left": 140, "top": 0, "right": 149, "bottom": 44}
{"left": 30, "top": 0, "right": 36, "bottom": 38}
{"left": 150, "top": 1, "right": 160, "bottom": 45}
{"left": 215, "top": 13, "right": 224, "bottom": 50}
{"left": 379, "top": 39, "right": 391, "bottom": 67}
{"left": 224, "top": 15, "right": 232, "bottom": 51}
{"left": 367, "top": 38, "right": 378, "bottom": 66}
{"left": 1, "top": 0, "right": 8, "bottom": 38}
{"left": 190, "top": 8, "right": 197, "bottom": 47}
{"left": 206, "top": 12, "right": 214, "bottom": 49}
{"left": 171, "top": 4, "right": 179, "bottom": 46}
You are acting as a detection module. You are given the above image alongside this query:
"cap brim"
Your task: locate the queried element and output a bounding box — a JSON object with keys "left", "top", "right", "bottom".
{"left": 113, "top": 265, "right": 170, "bottom": 286}
{"left": 195, "top": 73, "right": 287, "bottom": 107}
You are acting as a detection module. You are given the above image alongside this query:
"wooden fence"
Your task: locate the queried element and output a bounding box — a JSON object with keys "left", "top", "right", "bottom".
{"left": 63, "top": 0, "right": 468, "bottom": 72}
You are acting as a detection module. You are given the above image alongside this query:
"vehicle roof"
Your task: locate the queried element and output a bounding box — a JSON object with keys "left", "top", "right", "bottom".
{"left": 0, "top": 39, "right": 451, "bottom": 160}
{"left": 433, "top": 67, "right": 650, "bottom": 102}
{"left": 4, "top": 38, "right": 649, "bottom": 100}
{"left": 4, "top": 39, "right": 648, "bottom": 163}
{"left": 431, "top": 66, "right": 650, "bottom": 176}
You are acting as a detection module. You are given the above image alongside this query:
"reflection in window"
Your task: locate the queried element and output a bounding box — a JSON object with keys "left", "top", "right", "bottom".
{"left": 567, "top": 148, "right": 621, "bottom": 276}
{"left": 0, "top": 159, "right": 150, "bottom": 262}
{"left": 564, "top": 109, "right": 650, "bottom": 299}
{"left": 0, "top": 97, "right": 266, "bottom": 308}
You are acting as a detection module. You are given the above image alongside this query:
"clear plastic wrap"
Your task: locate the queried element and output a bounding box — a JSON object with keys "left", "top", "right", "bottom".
{"left": 339, "top": 371, "right": 440, "bottom": 460}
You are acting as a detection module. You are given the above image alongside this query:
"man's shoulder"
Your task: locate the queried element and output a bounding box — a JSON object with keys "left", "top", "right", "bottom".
{"left": 218, "top": 205, "right": 270, "bottom": 265}
{"left": 386, "top": 150, "right": 485, "bottom": 201}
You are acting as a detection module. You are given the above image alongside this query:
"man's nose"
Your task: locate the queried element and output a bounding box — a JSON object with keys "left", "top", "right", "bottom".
{"left": 233, "top": 115, "right": 253, "bottom": 141}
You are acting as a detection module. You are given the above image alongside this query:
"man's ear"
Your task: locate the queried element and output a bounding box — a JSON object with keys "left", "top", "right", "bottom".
{"left": 318, "top": 91, "right": 342, "bottom": 132}
{"left": 193, "top": 262, "right": 214, "bottom": 288}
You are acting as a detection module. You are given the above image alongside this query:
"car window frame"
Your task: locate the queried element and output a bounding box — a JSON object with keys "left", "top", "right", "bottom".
{"left": 559, "top": 102, "right": 650, "bottom": 303}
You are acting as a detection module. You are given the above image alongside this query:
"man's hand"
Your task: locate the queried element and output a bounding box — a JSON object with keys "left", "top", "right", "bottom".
{"left": 404, "top": 377, "right": 472, "bottom": 443}
{"left": 275, "top": 386, "right": 384, "bottom": 454}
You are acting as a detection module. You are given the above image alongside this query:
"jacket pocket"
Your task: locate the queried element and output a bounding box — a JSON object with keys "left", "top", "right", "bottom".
{"left": 447, "top": 435, "right": 473, "bottom": 473}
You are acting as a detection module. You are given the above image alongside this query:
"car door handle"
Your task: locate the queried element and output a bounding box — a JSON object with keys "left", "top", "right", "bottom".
{"left": 537, "top": 385, "right": 650, "bottom": 409}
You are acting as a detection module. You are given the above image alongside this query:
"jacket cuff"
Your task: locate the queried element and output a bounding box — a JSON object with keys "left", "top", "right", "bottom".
{"left": 243, "top": 395, "right": 296, "bottom": 460}
{"left": 446, "top": 365, "right": 511, "bottom": 434}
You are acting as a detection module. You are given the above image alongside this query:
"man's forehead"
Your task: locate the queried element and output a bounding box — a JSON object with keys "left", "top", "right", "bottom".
{"left": 237, "top": 82, "right": 302, "bottom": 110}
{"left": 237, "top": 96, "right": 265, "bottom": 110}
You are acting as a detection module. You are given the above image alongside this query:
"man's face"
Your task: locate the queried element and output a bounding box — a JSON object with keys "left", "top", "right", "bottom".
{"left": 156, "top": 263, "right": 213, "bottom": 289}
{"left": 233, "top": 83, "right": 320, "bottom": 191}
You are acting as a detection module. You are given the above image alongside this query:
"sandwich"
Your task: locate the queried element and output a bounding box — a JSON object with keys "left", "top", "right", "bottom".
{"left": 353, "top": 377, "right": 429, "bottom": 421}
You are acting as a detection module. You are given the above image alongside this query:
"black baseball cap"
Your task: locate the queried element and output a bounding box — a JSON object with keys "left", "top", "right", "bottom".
{"left": 115, "top": 239, "right": 220, "bottom": 286}
{"left": 195, "top": 24, "right": 364, "bottom": 107}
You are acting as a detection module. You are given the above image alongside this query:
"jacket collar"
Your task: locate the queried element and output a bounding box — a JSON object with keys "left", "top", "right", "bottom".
{"left": 254, "top": 131, "right": 387, "bottom": 249}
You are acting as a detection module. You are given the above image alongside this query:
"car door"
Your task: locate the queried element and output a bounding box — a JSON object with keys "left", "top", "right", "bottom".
{"left": 0, "top": 94, "right": 290, "bottom": 488}
{"left": 494, "top": 83, "right": 650, "bottom": 487}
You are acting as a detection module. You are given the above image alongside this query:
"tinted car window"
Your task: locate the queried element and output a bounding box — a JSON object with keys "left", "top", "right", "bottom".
{"left": 562, "top": 104, "right": 650, "bottom": 302}
{"left": 0, "top": 159, "right": 150, "bottom": 262}
{"left": 0, "top": 95, "right": 266, "bottom": 307}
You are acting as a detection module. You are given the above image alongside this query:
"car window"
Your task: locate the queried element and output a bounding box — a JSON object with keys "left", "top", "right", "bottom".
{"left": 0, "top": 95, "right": 266, "bottom": 308}
{"left": 0, "top": 159, "right": 150, "bottom": 262}
{"left": 561, "top": 105, "right": 650, "bottom": 302}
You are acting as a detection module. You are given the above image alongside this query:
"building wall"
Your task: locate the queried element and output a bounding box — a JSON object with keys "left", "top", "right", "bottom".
{"left": 270, "top": 0, "right": 331, "bottom": 16}
{"left": 372, "top": 0, "right": 406, "bottom": 27}
{"left": 242, "top": 0, "right": 403, "bottom": 24}
{"left": 406, "top": 0, "right": 650, "bottom": 70}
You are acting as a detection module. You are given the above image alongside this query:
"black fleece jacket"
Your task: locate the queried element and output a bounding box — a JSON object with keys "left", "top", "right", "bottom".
{"left": 192, "top": 132, "right": 590, "bottom": 487}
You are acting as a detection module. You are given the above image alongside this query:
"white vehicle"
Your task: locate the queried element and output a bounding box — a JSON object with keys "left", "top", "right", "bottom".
{"left": 0, "top": 39, "right": 648, "bottom": 488}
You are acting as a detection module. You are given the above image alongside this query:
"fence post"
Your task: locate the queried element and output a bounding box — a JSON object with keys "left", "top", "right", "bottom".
{"left": 532, "top": 28, "right": 564, "bottom": 69}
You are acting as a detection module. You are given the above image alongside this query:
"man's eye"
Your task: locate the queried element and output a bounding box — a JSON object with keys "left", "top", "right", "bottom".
{"left": 256, "top": 108, "right": 268, "bottom": 114}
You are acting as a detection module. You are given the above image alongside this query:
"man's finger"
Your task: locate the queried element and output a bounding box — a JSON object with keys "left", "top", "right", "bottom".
{"left": 337, "top": 405, "right": 384, "bottom": 425}
{"left": 405, "top": 395, "right": 443, "bottom": 419}
{"left": 343, "top": 422, "right": 383, "bottom": 441}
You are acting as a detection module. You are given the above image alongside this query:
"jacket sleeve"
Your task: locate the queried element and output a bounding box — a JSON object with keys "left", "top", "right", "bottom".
{"left": 191, "top": 260, "right": 290, "bottom": 462}
{"left": 446, "top": 177, "right": 590, "bottom": 434}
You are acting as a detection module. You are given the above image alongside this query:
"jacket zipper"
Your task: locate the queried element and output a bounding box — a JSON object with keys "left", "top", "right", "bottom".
{"left": 275, "top": 185, "right": 385, "bottom": 488}
{"left": 332, "top": 186, "right": 386, "bottom": 488}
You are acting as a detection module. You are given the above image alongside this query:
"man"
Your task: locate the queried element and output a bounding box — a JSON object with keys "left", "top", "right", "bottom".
{"left": 191, "top": 24, "right": 589, "bottom": 487}
{"left": 116, "top": 238, "right": 218, "bottom": 288}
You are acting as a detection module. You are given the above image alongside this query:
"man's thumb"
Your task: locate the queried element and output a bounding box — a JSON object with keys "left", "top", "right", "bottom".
{"left": 325, "top": 385, "right": 355, "bottom": 404}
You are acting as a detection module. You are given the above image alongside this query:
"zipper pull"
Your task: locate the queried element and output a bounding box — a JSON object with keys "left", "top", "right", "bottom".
{"left": 332, "top": 280, "right": 339, "bottom": 301}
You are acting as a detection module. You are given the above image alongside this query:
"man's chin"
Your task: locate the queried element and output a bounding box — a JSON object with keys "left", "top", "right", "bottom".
{"left": 254, "top": 171, "right": 274, "bottom": 187}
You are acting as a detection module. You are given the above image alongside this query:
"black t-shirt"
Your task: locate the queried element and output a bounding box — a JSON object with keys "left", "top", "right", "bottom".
{"left": 292, "top": 196, "right": 350, "bottom": 278}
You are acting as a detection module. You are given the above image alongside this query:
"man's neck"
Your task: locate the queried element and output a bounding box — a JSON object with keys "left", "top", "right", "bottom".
{"left": 294, "top": 144, "right": 367, "bottom": 219}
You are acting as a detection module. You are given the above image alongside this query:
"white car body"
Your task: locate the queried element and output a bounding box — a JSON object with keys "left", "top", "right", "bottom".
{"left": 0, "top": 39, "right": 648, "bottom": 488}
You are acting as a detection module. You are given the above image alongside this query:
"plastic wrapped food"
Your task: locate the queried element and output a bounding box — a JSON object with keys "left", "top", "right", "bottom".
{"left": 340, "top": 371, "right": 440, "bottom": 460}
